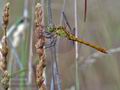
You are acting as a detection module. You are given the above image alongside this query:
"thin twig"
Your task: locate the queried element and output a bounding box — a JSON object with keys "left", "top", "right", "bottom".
{"left": 84, "top": 0, "right": 87, "bottom": 22}
{"left": 80, "top": 47, "right": 120, "bottom": 68}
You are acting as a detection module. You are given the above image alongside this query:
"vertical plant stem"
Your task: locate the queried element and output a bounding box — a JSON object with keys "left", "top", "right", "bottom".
{"left": 7, "top": 52, "right": 13, "bottom": 90}
{"left": 74, "top": 0, "right": 80, "bottom": 90}
{"left": 34, "top": 3, "right": 47, "bottom": 90}
{"left": 84, "top": 0, "right": 87, "bottom": 22}
{"left": 20, "top": 42, "right": 26, "bottom": 90}
{"left": 28, "top": 0, "right": 35, "bottom": 87}
{"left": 0, "top": 2, "right": 10, "bottom": 90}
{"left": 19, "top": 32, "right": 29, "bottom": 90}
{"left": 60, "top": 0, "right": 66, "bottom": 25}
{"left": 50, "top": 77, "right": 54, "bottom": 90}
{"left": 47, "top": 0, "right": 53, "bottom": 25}
{"left": 19, "top": 0, "right": 29, "bottom": 90}
{"left": 47, "top": 0, "right": 56, "bottom": 89}
{"left": 46, "top": 0, "right": 62, "bottom": 89}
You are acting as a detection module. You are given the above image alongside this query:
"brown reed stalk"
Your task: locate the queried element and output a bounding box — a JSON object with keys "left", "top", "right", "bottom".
{"left": 34, "top": 3, "right": 46, "bottom": 90}
{"left": 0, "top": 2, "right": 10, "bottom": 90}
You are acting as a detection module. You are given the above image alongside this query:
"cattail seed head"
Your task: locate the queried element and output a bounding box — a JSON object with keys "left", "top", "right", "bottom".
{"left": 0, "top": 2, "right": 10, "bottom": 90}
{"left": 2, "top": 2, "right": 10, "bottom": 30}
{"left": 34, "top": 3, "right": 46, "bottom": 90}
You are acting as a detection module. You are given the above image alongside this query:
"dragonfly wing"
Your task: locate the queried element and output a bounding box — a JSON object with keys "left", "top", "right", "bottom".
{"left": 62, "top": 12, "right": 75, "bottom": 46}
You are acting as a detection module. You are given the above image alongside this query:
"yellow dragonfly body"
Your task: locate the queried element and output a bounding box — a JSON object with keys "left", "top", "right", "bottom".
{"left": 49, "top": 26, "right": 107, "bottom": 53}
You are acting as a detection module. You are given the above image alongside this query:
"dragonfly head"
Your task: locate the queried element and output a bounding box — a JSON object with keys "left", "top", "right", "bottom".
{"left": 47, "top": 26, "right": 55, "bottom": 33}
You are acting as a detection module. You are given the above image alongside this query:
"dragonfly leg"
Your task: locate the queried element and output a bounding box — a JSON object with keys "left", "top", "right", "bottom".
{"left": 45, "top": 36, "right": 57, "bottom": 49}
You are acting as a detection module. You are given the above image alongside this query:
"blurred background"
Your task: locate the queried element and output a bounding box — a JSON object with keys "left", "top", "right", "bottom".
{"left": 0, "top": 0, "right": 120, "bottom": 90}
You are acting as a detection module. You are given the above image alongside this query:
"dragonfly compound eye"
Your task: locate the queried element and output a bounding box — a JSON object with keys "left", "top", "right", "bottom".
{"left": 47, "top": 26, "right": 54, "bottom": 32}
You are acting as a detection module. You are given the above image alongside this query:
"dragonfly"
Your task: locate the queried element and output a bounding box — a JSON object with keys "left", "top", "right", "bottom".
{"left": 33, "top": 8, "right": 106, "bottom": 53}
{"left": 47, "top": 25, "right": 107, "bottom": 53}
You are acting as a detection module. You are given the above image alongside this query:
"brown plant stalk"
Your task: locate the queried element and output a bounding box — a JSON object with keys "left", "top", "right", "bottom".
{"left": 0, "top": 2, "right": 10, "bottom": 90}
{"left": 34, "top": 3, "right": 46, "bottom": 90}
